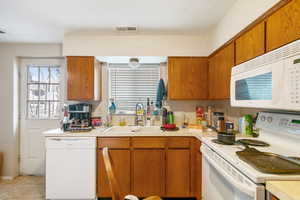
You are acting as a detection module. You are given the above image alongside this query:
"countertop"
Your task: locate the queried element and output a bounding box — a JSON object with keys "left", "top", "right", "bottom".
{"left": 43, "top": 126, "right": 216, "bottom": 139}
{"left": 267, "top": 181, "right": 300, "bottom": 200}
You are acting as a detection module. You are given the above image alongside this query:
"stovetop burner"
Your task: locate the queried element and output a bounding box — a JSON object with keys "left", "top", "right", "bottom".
{"left": 237, "top": 139, "right": 270, "bottom": 147}
{"left": 211, "top": 139, "right": 235, "bottom": 145}
{"left": 211, "top": 138, "right": 270, "bottom": 147}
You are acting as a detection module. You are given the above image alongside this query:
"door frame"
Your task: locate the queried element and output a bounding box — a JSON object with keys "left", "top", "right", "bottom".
{"left": 19, "top": 57, "right": 66, "bottom": 175}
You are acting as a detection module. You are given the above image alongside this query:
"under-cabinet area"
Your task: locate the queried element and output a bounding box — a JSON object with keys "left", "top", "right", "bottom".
{"left": 97, "top": 137, "right": 202, "bottom": 199}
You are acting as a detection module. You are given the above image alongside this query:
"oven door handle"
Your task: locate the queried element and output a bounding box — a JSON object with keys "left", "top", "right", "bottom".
{"left": 203, "top": 152, "right": 256, "bottom": 197}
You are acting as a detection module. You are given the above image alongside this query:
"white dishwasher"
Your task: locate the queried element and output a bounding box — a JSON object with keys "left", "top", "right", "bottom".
{"left": 46, "top": 137, "right": 96, "bottom": 200}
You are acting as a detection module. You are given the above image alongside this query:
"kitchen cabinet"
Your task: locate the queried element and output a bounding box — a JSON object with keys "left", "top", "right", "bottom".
{"left": 209, "top": 43, "right": 234, "bottom": 99}
{"left": 96, "top": 137, "right": 201, "bottom": 199}
{"left": 132, "top": 150, "right": 165, "bottom": 197}
{"left": 97, "top": 138, "right": 131, "bottom": 198}
{"left": 192, "top": 138, "right": 202, "bottom": 200}
{"left": 67, "top": 56, "right": 101, "bottom": 101}
{"left": 266, "top": 0, "right": 300, "bottom": 51}
{"left": 168, "top": 57, "right": 208, "bottom": 100}
{"left": 235, "top": 22, "right": 265, "bottom": 65}
{"left": 166, "top": 149, "right": 190, "bottom": 197}
{"left": 97, "top": 150, "right": 131, "bottom": 198}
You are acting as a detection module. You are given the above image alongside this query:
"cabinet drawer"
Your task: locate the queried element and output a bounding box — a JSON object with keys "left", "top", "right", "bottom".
{"left": 98, "top": 137, "right": 130, "bottom": 149}
{"left": 132, "top": 137, "right": 167, "bottom": 148}
{"left": 168, "top": 137, "right": 191, "bottom": 148}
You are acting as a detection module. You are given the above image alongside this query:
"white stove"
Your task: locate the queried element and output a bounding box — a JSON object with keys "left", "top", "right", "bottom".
{"left": 201, "top": 112, "right": 300, "bottom": 200}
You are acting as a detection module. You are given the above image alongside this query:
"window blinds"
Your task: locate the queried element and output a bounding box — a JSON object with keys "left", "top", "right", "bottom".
{"left": 109, "top": 64, "right": 160, "bottom": 112}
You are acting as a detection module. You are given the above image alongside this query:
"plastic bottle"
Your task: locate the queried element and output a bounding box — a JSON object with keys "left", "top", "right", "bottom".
{"left": 244, "top": 115, "right": 253, "bottom": 136}
{"left": 109, "top": 98, "right": 116, "bottom": 114}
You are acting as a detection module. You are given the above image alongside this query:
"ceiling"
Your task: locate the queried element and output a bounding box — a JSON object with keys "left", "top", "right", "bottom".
{"left": 0, "top": 0, "right": 237, "bottom": 43}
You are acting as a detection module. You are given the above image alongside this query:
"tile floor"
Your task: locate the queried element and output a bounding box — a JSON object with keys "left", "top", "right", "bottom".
{"left": 0, "top": 176, "right": 44, "bottom": 200}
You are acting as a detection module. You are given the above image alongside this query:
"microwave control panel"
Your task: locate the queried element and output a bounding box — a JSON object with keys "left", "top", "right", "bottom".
{"left": 288, "top": 57, "right": 300, "bottom": 105}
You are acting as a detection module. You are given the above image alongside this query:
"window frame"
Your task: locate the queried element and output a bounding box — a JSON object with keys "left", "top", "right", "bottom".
{"left": 26, "top": 65, "right": 61, "bottom": 120}
{"left": 108, "top": 63, "right": 160, "bottom": 114}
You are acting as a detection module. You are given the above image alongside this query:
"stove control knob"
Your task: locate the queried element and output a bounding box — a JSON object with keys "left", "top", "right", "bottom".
{"left": 267, "top": 116, "right": 273, "bottom": 123}
{"left": 260, "top": 115, "right": 266, "bottom": 121}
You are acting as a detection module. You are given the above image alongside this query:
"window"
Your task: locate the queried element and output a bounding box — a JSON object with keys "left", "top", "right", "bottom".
{"left": 27, "top": 65, "right": 61, "bottom": 119}
{"left": 109, "top": 64, "right": 160, "bottom": 113}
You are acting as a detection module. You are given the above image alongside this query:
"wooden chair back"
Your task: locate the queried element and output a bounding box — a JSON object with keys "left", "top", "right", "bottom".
{"left": 102, "top": 147, "right": 122, "bottom": 200}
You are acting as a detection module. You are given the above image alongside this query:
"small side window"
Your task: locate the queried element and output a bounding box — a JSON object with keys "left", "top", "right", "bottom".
{"left": 27, "top": 65, "right": 61, "bottom": 119}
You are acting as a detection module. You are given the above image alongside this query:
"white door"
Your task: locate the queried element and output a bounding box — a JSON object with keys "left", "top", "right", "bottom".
{"left": 19, "top": 58, "right": 65, "bottom": 175}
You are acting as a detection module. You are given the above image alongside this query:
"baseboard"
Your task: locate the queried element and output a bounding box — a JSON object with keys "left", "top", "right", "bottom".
{"left": 1, "top": 176, "right": 14, "bottom": 180}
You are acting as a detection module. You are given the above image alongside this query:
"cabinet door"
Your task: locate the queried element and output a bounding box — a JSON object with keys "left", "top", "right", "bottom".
{"left": 209, "top": 43, "right": 234, "bottom": 99}
{"left": 97, "top": 149, "right": 131, "bottom": 198}
{"left": 168, "top": 57, "right": 208, "bottom": 100}
{"left": 132, "top": 150, "right": 165, "bottom": 197}
{"left": 192, "top": 139, "right": 202, "bottom": 200}
{"left": 166, "top": 149, "right": 190, "bottom": 197}
{"left": 67, "top": 56, "right": 94, "bottom": 100}
{"left": 267, "top": 0, "right": 300, "bottom": 51}
{"left": 236, "top": 22, "right": 265, "bottom": 65}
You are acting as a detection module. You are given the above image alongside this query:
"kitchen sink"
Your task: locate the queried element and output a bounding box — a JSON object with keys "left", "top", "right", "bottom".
{"left": 104, "top": 126, "right": 163, "bottom": 134}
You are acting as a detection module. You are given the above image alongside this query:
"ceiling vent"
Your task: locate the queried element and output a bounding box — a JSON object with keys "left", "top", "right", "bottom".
{"left": 116, "top": 26, "right": 138, "bottom": 32}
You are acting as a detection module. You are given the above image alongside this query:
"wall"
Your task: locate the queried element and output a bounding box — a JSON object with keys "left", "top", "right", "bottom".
{"left": 63, "top": 0, "right": 281, "bottom": 56}
{"left": 209, "top": 0, "right": 281, "bottom": 53}
{"left": 0, "top": 43, "right": 62, "bottom": 179}
{"left": 63, "top": 33, "right": 212, "bottom": 56}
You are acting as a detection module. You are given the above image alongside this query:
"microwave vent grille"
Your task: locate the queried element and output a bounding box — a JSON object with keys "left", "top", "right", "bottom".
{"left": 233, "top": 39, "right": 300, "bottom": 75}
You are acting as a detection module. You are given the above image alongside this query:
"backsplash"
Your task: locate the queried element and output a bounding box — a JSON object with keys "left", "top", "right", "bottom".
{"left": 92, "top": 99, "right": 261, "bottom": 128}
{"left": 90, "top": 62, "right": 261, "bottom": 127}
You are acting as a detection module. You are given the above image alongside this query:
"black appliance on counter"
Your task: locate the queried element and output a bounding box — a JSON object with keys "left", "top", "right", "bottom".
{"left": 68, "top": 103, "right": 92, "bottom": 131}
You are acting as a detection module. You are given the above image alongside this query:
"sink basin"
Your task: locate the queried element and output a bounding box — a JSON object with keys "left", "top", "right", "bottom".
{"left": 105, "top": 126, "right": 162, "bottom": 134}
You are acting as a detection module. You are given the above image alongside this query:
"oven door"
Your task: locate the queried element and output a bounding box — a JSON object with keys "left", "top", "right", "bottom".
{"left": 201, "top": 144, "right": 265, "bottom": 200}
{"left": 230, "top": 60, "right": 284, "bottom": 109}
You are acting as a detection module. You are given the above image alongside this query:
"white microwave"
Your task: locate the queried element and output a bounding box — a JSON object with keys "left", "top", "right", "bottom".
{"left": 231, "top": 39, "right": 300, "bottom": 111}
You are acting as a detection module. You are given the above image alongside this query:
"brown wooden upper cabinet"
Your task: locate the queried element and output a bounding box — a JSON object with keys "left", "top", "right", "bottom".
{"left": 266, "top": 0, "right": 300, "bottom": 51}
{"left": 67, "top": 56, "right": 101, "bottom": 101}
{"left": 235, "top": 22, "right": 266, "bottom": 65}
{"left": 168, "top": 57, "right": 208, "bottom": 100}
{"left": 209, "top": 43, "right": 234, "bottom": 100}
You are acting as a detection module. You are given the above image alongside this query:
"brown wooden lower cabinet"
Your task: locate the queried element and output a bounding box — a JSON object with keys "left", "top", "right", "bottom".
{"left": 132, "top": 149, "right": 165, "bottom": 197}
{"left": 166, "top": 149, "right": 191, "bottom": 197}
{"left": 193, "top": 138, "right": 202, "bottom": 200}
{"left": 97, "top": 149, "right": 131, "bottom": 198}
{"left": 97, "top": 137, "right": 202, "bottom": 199}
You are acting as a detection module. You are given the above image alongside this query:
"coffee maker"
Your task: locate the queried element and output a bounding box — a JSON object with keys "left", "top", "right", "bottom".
{"left": 68, "top": 103, "right": 92, "bottom": 131}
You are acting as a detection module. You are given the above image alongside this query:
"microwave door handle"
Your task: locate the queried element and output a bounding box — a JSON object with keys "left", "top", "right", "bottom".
{"left": 203, "top": 153, "right": 256, "bottom": 197}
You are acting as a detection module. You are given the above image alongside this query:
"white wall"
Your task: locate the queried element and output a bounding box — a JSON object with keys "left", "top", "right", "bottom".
{"left": 209, "top": 0, "right": 281, "bottom": 53}
{"left": 0, "top": 43, "right": 62, "bottom": 178}
{"left": 63, "top": 33, "right": 212, "bottom": 56}
{"left": 63, "top": 0, "right": 281, "bottom": 56}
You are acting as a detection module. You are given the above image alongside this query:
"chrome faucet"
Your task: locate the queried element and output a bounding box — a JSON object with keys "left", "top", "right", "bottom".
{"left": 135, "top": 102, "right": 145, "bottom": 126}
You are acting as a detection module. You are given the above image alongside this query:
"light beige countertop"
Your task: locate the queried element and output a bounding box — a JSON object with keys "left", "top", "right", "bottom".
{"left": 267, "top": 181, "right": 300, "bottom": 200}
{"left": 43, "top": 126, "right": 216, "bottom": 139}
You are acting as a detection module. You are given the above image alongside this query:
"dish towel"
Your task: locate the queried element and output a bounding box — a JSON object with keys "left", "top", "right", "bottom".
{"left": 156, "top": 79, "right": 166, "bottom": 109}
